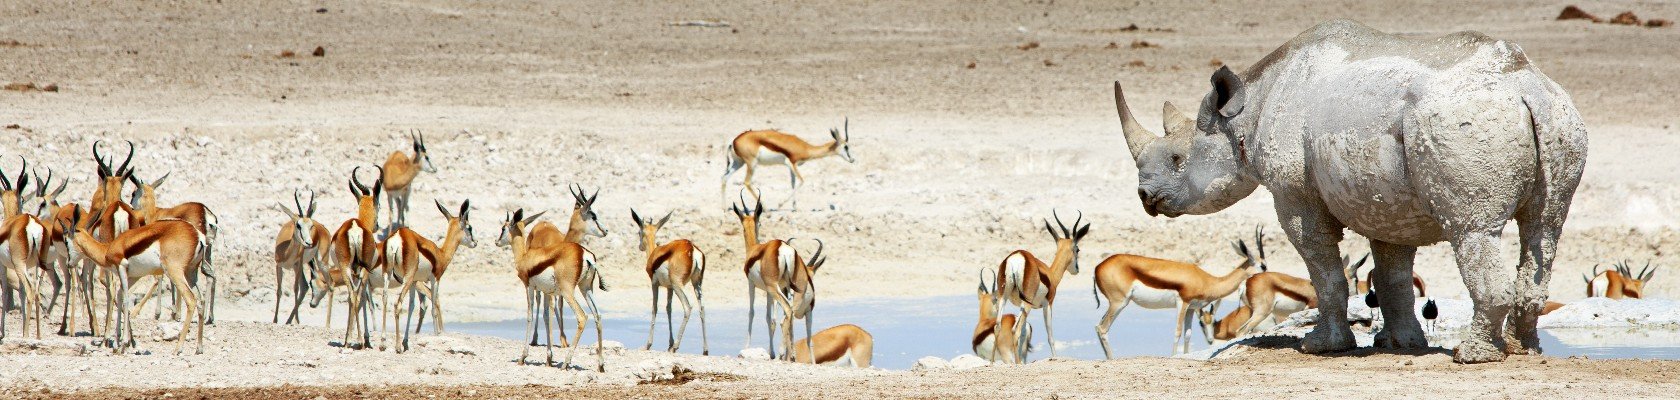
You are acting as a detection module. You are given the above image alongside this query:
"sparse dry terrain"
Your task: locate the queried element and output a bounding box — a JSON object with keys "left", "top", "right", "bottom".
{"left": 2, "top": 0, "right": 1679, "bottom": 397}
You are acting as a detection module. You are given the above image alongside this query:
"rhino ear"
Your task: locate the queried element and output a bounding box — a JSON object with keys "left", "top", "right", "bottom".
{"left": 1210, "top": 66, "right": 1246, "bottom": 118}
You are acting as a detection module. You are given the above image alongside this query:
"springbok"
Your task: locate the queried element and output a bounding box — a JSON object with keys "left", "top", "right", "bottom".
{"left": 390, "top": 200, "right": 476, "bottom": 353}
{"left": 786, "top": 238, "right": 827, "bottom": 364}
{"left": 63, "top": 209, "right": 207, "bottom": 354}
{"left": 272, "top": 190, "right": 329, "bottom": 324}
{"left": 974, "top": 270, "right": 1031, "bottom": 364}
{"left": 503, "top": 184, "right": 606, "bottom": 348}
{"left": 1587, "top": 260, "right": 1657, "bottom": 299}
{"left": 0, "top": 159, "right": 45, "bottom": 340}
{"left": 1230, "top": 270, "right": 1317, "bottom": 339}
{"left": 719, "top": 119, "right": 855, "bottom": 209}
{"left": 1093, "top": 229, "right": 1266, "bottom": 357}
{"left": 34, "top": 169, "right": 94, "bottom": 336}
{"left": 791, "top": 324, "right": 873, "bottom": 368}
{"left": 990, "top": 210, "right": 1089, "bottom": 362}
{"left": 128, "top": 170, "right": 221, "bottom": 323}
{"left": 500, "top": 208, "right": 607, "bottom": 371}
{"left": 631, "top": 209, "right": 709, "bottom": 354}
{"left": 730, "top": 194, "right": 805, "bottom": 360}
{"left": 329, "top": 166, "right": 382, "bottom": 348}
{"left": 380, "top": 131, "right": 438, "bottom": 229}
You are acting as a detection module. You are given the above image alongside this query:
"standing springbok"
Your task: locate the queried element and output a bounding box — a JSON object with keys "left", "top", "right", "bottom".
{"left": 719, "top": 119, "right": 855, "bottom": 209}
{"left": 0, "top": 159, "right": 45, "bottom": 341}
{"left": 1093, "top": 229, "right": 1267, "bottom": 357}
{"left": 731, "top": 194, "right": 804, "bottom": 360}
{"left": 790, "top": 324, "right": 873, "bottom": 368}
{"left": 631, "top": 209, "right": 709, "bottom": 354}
{"left": 35, "top": 169, "right": 94, "bottom": 336}
{"left": 272, "top": 190, "right": 329, "bottom": 324}
{"left": 329, "top": 166, "right": 382, "bottom": 348}
{"left": 500, "top": 208, "right": 607, "bottom": 371}
{"left": 390, "top": 200, "right": 476, "bottom": 353}
{"left": 1345, "top": 252, "right": 1427, "bottom": 299}
{"left": 502, "top": 184, "right": 606, "bottom": 348}
{"left": 1587, "top": 260, "right": 1657, "bottom": 299}
{"left": 974, "top": 270, "right": 1031, "bottom": 364}
{"left": 990, "top": 210, "right": 1089, "bottom": 362}
{"left": 1229, "top": 271, "right": 1317, "bottom": 339}
{"left": 63, "top": 209, "right": 207, "bottom": 354}
{"left": 380, "top": 131, "right": 437, "bottom": 229}
{"left": 128, "top": 170, "right": 221, "bottom": 323}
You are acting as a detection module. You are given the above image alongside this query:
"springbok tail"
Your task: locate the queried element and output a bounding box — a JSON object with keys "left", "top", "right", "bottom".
{"left": 691, "top": 248, "right": 706, "bottom": 288}
{"left": 585, "top": 252, "right": 608, "bottom": 292}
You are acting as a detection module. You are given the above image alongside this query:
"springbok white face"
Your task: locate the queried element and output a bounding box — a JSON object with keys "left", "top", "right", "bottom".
{"left": 412, "top": 131, "right": 437, "bottom": 173}
{"left": 570, "top": 184, "right": 607, "bottom": 238}
{"left": 276, "top": 190, "right": 320, "bottom": 248}
{"left": 829, "top": 118, "right": 855, "bottom": 163}
{"left": 497, "top": 209, "right": 546, "bottom": 248}
{"left": 1114, "top": 72, "right": 1259, "bottom": 218}
{"left": 435, "top": 199, "right": 476, "bottom": 249}
{"left": 1043, "top": 210, "right": 1091, "bottom": 275}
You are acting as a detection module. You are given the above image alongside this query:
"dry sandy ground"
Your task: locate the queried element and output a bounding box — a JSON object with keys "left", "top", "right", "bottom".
{"left": 3, "top": 0, "right": 1680, "bottom": 396}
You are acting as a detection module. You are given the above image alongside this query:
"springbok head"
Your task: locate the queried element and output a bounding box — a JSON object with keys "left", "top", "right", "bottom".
{"left": 410, "top": 130, "right": 437, "bottom": 173}
{"left": 829, "top": 117, "right": 855, "bottom": 163}
{"left": 568, "top": 184, "right": 606, "bottom": 238}
{"left": 1042, "top": 210, "right": 1092, "bottom": 275}
{"left": 630, "top": 208, "right": 673, "bottom": 252}
{"left": 497, "top": 208, "right": 547, "bottom": 248}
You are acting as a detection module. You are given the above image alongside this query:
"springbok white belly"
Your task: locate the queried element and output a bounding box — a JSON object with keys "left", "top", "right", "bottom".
{"left": 1272, "top": 295, "right": 1309, "bottom": 320}
{"left": 528, "top": 268, "right": 559, "bottom": 295}
{"left": 754, "top": 148, "right": 790, "bottom": 166}
{"left": 1127, "top": 282, "right": 1181, "bottom": 309}
{"left": 125, "top": 246, "right": 166, "bottom": 284}
{"left": 652, "top": 264, "right": 672, "bottom": 287}
{"left": 973, "top": 333, "right": 997, "bottom": 361}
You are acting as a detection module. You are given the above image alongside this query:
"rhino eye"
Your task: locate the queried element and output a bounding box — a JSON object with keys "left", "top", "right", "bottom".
{"left": 1171, "top": 154, "right": 1185, "bottom": 171}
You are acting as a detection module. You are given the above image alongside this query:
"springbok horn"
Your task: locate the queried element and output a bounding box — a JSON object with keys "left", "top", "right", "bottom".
{"left": 1114, "top": 81, "right": 1159, "bottom": 160}
{"left": 92, "top": 140, "right": 109, "bottom": 177}
{"left": 843, "top": 117, "right": 850, "bottom": 140}
{"left": 1254, "top": 226, "right": 1266, "bottom": 259}
{"left": 294, "top": 189, "right": 307, "bottom": 215}
{"left": 350, "top": 166, "right": 367, "bottom": 195}
{"left": 117, "top": 140, "right": 135, "bottom": 175}
{"left": 15, "top": 156, "right": 27, "bottom": 193}
{"left": 1053, "top": 209, "right": 1070, "bottom": 237}
{"left": 1072, "top": 210, "right": 1084, "bottom": 233}
{"left": 808, "top": 238, "right": 825, "bottom": 264}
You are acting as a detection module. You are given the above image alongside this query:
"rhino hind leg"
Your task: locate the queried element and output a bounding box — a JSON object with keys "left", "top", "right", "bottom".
{"left": 1449, "top": 231, "right": 1513, "bottom": 363}
{"left": 1370, "top": 240, "right": 1427, "bottom": 349}
{"left": 1502, "top": 212, "right": 1553, "bottom": 356}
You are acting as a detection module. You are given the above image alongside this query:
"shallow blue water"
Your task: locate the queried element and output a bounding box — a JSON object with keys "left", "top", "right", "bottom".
{"left": 453, "top": 293, "right": 1680, "bottom": 370}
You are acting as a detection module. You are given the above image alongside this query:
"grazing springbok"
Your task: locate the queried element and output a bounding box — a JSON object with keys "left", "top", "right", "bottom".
{"left": 0, "top": 159, "right": 45, "bottom": 341}
{"left": 791, "top": 324, "right": 874, "bottom": 368}
{"left": 272, "top": 190, "right": 329, "bottom": 324}
{"left": 128, "top": 170, "right": 221, "bottom": 323}
{"left": 974, "top": 270, "right": 1031, "bottom": 364}
{"left": 500, "top": 208, "right": 607, "bottom": 371}
{"left": 329, "top": 167, "right": 382, "bottom": 348}
{"left": 1093, "top": 229, "right": 1267, "bottom": 357}
{"left": 631, "top": 209, "right": 709, "bottom": 354}
{"left": 720, "top": 119, "right": 855, "bottom": 209}
{"left": 390, "top": 200, "right": 476, "bottom": 353}
{"left": 63, "top": 209, "right": 208, "bottom": 354}
{"left": 1587, "top": 261, "right": 1657, "bottom": 299}
{"left": 730, "top": 194, "right": 805, "bottom": 360}
{"left": 380, "top": 131, "right": 438, "bottom": 229}
{"left": 989, "top": 211, "right": 1089, "bottom": 362}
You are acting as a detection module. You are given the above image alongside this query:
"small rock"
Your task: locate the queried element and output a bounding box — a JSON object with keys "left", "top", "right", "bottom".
{"left": 1647, "top": 19, "right": 1672, "bottom": 28}
{"left": 739, "top": 347, "right": 770, "bottom": 361}
{"left": 948, "top": 354, "right": 990, "bottom": 370}
{"left": 631, "top": 359, "right": 678, "bottom": 382}
{"left": 156, "top": 323, "right": 183, "bottom": 341}
{"left": 1609, "top": 11, "right": 1641, "bottom": 26}
{"left": 312, "top": 46, "right": 325, "bottom": 57}
{"left": 1556, "top": 5, "right": 1601, "bottom": 22}
{"left": 447, "top": 345, "right": 476, "bottom": 356}
{"left": 911, "top": 356, "right": 949, "bottom": 371}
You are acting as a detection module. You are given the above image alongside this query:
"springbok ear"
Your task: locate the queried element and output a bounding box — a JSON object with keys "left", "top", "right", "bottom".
{"left": 1043, "top": 220, "right": 1059, "bottom": 240}
{"left": 629, "top": 209, "right": 642, "bottom": 225}
{"left": 1074, "top": 224, "right": 1091, "bottom": 240}
{"left": 657, "top": 211, "right": 673, "bottom": 227}
{"left": 1211, "top": 66, "right": 1246, "bottom": 118}
{"left": 152, "top": 171, "right": 170, "bottom": 189}
{"left": 511, "top": 209, "right": 524, "bottom": 224}
{"left": 436, "top": 200, "right": 451, "bottom": 218}
{"left": 523, "top": 210, "right": 547, "bottom": 225}
{"left": 459, "top": 200, "right": 471, "bottom": 220}
{"left": 830, "top": 128, "right": 840, "bottom": 140}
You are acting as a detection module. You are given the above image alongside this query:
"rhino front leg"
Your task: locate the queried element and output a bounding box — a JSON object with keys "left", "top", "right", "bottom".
{"left": 1450, "top": 231, "right": 1513, "bottom": 363}
{"left": 1370, "top": 240, "right": 1427, "bottom": 349}
{"left": 1278, "top": 204, "right": 1355, "bottom": 354}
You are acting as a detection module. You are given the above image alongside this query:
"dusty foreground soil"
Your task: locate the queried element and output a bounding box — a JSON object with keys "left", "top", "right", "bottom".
{"left": 3, "top": 0, "right": 1680, "bottom": 397}
{"left": 3, "top": 318, "right": 1679, "bottom": 399}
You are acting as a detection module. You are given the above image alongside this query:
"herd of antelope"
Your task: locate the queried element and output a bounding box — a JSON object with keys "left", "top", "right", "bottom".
{"left": 0, "top": 122, "right": 1661, "bottom": 369}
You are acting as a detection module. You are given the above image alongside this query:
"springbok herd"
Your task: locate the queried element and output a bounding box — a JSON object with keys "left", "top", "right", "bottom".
{"left": 0, "top": 20, "right": 1660, "bottom": 371}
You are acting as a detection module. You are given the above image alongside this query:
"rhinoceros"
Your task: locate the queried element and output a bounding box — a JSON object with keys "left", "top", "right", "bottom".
{"left": 1113, "top": 20, "right": 1587, "bottom": 363}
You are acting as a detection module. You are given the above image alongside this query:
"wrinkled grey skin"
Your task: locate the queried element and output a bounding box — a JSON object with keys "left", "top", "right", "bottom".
{"left": 1115, "top": 20, "right": 1587, "bottom": 363}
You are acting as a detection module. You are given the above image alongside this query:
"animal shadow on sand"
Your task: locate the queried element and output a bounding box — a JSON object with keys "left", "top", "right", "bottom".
{"left": 1210, "top": 335, "right": 1452, "bottom": 359}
